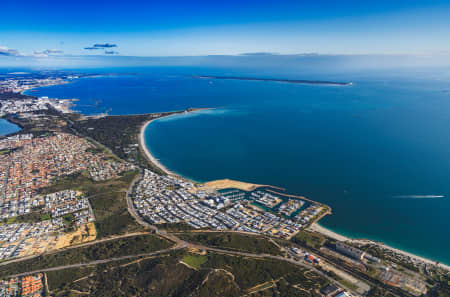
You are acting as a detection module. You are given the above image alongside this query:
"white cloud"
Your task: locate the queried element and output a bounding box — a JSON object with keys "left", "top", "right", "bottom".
{"left": 33, "top": 51, "right": 48, "bottom": 57}
{"left": 0, "top": 46, "right": 21, "bottom": 56}
{"left": 44, "top": 49, "right": 63, "bottom": 54}
{"left": 33, "top": 49, "right": 64, "bottom": 57}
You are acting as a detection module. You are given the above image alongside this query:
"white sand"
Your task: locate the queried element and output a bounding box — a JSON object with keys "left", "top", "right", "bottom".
{"left": 139, "top": 108, "right": 215, "bottom": 177}
{"left": 140, "top": 112, "right": 450, "bottom": 272}
{"left": 139, "top": 118, "right": 176, "bottom": 176}
{"left": 309, "top": 223, "right": 352, "bottom": 242}
{"left": 309, "top": 223, "right": 450, "bottom": 271}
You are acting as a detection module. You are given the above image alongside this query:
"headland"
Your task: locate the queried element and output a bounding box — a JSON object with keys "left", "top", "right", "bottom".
{"left": 141, "top": 110, "right": 450, "bottom": 272}
{"left": 3, "top": 70, "right": 449, "bottom": 296}
{"left": 194, "top": 75, "right": 353, "bottom": 86}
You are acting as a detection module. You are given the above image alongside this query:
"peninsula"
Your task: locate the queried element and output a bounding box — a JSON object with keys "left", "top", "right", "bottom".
{"left": 0, "top": 73, "right": 448, "bottom": 297}
{"left": 194, "top": 75, "right": 353, "bottom": 86}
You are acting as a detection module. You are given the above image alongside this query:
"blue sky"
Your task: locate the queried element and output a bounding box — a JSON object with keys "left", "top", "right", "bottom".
{"left": 1, "top": 0, "right": 450, "bottom": 57}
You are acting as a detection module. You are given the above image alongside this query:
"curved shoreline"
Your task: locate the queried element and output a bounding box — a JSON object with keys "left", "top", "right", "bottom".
{"left": 19, "top": 74, "right": 449, "bottom": 271}
{"left": 138, "top": 108, "right": 217, "bottom": 179}
{"left": 139, "top": 118, "right": 177, "bottom": 176}
{"left": 140, "top": 111, "right": 450, "bottom": 271}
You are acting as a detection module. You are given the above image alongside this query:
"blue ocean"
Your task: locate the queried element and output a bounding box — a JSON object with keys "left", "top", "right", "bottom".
{"left": 0, "top": 119, "right": 20, "bottom": 136}
{"left": 26, "top": 66, "right": 450, "bottom": 265}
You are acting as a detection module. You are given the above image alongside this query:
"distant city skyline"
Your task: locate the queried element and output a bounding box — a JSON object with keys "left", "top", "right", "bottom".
{"left": 1, "top": 0, "right": 450, "bottom": 59}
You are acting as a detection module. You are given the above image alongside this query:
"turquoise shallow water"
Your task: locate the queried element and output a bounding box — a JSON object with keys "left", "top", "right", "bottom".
{"left": 28, "top": 67, "right": 450, "bottom": 265}
{"left": 0, "top": 119, "right": 20, "bottom": 136}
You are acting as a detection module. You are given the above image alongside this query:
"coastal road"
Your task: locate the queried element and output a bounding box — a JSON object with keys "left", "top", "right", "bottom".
{"left": 0, "top": 231, "right": 155, "bottom": 267}
{"left": 125, "top": 170, "right": 187, "bottom": 245}
{"left": 4, "top": 238, "right": 349, "bottom": 295}
{"left": 7, "top": 244, "right": 185, "bottom": 278}
{"left": 123, "top": 172, "right": 363, "bottom": 295}
{"left": 2, "top": 171, "right": 358, "bottom": 296}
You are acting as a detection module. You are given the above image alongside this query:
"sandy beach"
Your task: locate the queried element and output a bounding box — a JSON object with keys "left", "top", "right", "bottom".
{"left": 201, "top": 178, "right": 264, "bottom": 191}
{"left": 139, "top": 118, "right": 176, "bottom": 176}
{"left": 309, "top": 223, "right": 450, "bottom": 271}
{"left": 139, "top": 108, "right": 214, "bottom": 177}
{"left": 309, "top": 223, "right": 352, "bottom": 242}
{"left": 140, "top": 111, "right": 450, "bottom": 272}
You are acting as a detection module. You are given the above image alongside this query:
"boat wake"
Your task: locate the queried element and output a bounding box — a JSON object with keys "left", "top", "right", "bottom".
{"left": 394, "top": 195, "right": 444, "bottom": 199}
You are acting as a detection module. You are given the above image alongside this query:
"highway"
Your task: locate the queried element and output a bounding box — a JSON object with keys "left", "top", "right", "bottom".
{"left": 0, "top": 171, "right": 358, "bottom": 295}
{"left": 7, "top": 245, "right": 183, "bottom": 278}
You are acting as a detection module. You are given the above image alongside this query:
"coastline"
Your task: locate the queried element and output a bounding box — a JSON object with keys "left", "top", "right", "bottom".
{"left": 139, "top": 118, "right": 177, "bottom": 176}
{"left": 140, "top": 111, "right": 450, "bottom": 271}
{"left": 20, "top": 80, "right": 70, "bottom": 96}
{"left": 309, "top": 223, "right": 450, "bottom": 271}
{"left": 138, "top": 107, "right": 216, "bottom": 178}
{"left": 22, "top": 82, "right": 80, "bottom": 114}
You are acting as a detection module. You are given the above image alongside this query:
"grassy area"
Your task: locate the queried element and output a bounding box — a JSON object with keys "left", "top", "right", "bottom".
{"left": 85, "top": 146, "right": 107, "bottom": 154}
{"left": 248, "top": 281, "right": 275, "bottom": 293}
{"left": 250, "top": 278, "right": 324, "bottom": 297}
{"left": 0, "top": 234, "right": 172, "bottom": 278}
{"left": 42, "top": 251, "right": 330, "bottom": 297}
{"left": 1, "top": 207, "right": 51, "bottom": 225}
{"left": 182, "top": 254, "right": 208, "bottom": 269}
{"left": 2, "top": 165, "right": 137, "bottom": 231}
{"left": 70, "top": 113, "right": 181, "bottom": 173}
{"left": 427, "top": 273, "right": 450, "bottom": 297}
{"left": 46, "top": 266, "right": 94, "bottom": 292}
{"left": 333, "top": 276, "right": 359, "bottom": 291}
{"left": 367, "top": 265, "right": 379, "bottom": 277}
{"left": 62, "top": 213, "right": 75, "bottom": 231}
{"left": 194, "top": 269, "right": 240, "bottom": 297}
{"left": 158, "top": 222, "right": 196, "bottom": 232}
{"left": 40, "top": 169, "right": 143, "bottom": 238}
{"left": 178, "top": 232, "right": 283, "bottom": 256}
{"left": 291, "top": 230, "right": 327, "bottom": 249}
{"left": 0, "top": 149, "right": 9, "bottom": 155}
{"left": 46, "top": 252, "right": 207, "bottom": 297}
{"left": 203, "top": 252, "right": 328, "bottom": 291}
